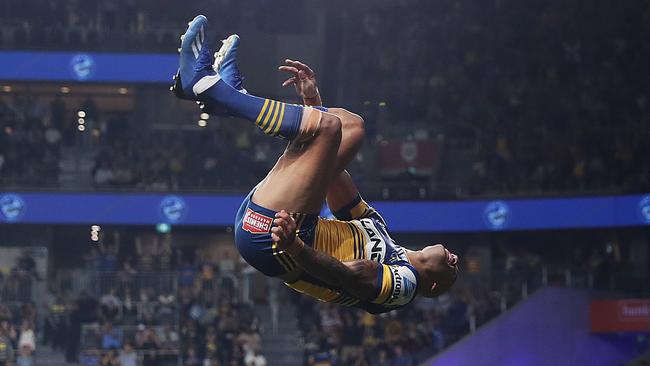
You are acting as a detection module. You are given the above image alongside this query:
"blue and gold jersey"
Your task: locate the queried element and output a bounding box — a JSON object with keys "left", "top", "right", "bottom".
{"left": 287, "top": 196, "right": 420, "bottom": 314}
{"left": 235, "top": 189, "right": 419, "bottom": 314}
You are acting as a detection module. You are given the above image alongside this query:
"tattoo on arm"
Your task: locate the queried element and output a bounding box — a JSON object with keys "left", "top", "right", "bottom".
{"left": 290, "top": 238, "right": 377, "bottom": 300}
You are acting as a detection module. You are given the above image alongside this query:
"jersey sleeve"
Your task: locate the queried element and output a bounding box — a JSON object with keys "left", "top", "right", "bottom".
{"left": 371, "top": 263, "right": 418, "bottom": 307}
{"left": 332, "top": 194, "right": 388, "bottom": 227}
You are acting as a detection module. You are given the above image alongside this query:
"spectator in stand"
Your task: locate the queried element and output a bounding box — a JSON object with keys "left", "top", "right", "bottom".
{"left": 118, "top": 342, "right": 138, "bottom": 366}
{"left": 0, "top": 325, "right": 15, "bottom": 366}
{"left": 0, "top": 320, "right": 16, "bottom": 351}
{"left": 244, "top": 349, "right": 267, "bottom": 366}
{"left": 16, "top": 345, "right": 33, "bottom": 366}
{"left": 17, "top": 321, "right": 35, "bottom": 354}
{"left": 157, "top": 323, "right": 180, "bottom": 350}
{"left": 100, "top": 348, "right": 120, "bottom": 366}
{"left": 390, "top": 345, "right": 414, "bottom": 366}
{"left": 137, "top": 326, "right": 160, "bottom": 366}
{"left": 340, "top": 311, "right": 363, "bottom": 364}
{"left": 101, "top": 322, "right": 122, "bottom": 350}
{"left": 183, "top": 346, "right": 201, "bottom": 366}
{"left": 17, "top": 250, "right": 39, "bottom": 281}
{"left": 100, "top": 288, "right": 121, "bottom": 322}
{"left": 99, "top": 240, "right": 119, "bottom": 273}
{"left": 80, "top": 349, "right": 102, "bottom": 366}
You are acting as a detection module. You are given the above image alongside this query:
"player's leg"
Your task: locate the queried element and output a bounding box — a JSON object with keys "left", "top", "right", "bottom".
{"left": 173, "top": 16, "right": 363, "bottom": 214}
{"left": 253, "top": 110, "right": 343, "bottom": 214}
{"left": 321, "top": 108, "right": 367, "bottom": 217}
{"left": 326, "top": 170, "right": 362, "bottom": 215}
{"left": 255, "top": 107, "right": 365, "bottom": 213}
{"left": 327, "top": 108, "right": 365, "bottom": 173}
{"left": 173, "top": 17, "right": 320, "bottom": 142}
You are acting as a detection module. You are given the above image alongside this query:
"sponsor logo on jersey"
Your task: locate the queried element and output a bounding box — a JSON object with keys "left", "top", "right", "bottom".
{"left": 242, "top": 209, "right": 273, "bottom": 234}
{"left": 386, "top": 266, "right": 417, "bottom": 306}
{"left": 361, "top": 219, "right": 387, "bottom": 263}
{"left": 390, "top": 266, "right": 403, "bottom": 301}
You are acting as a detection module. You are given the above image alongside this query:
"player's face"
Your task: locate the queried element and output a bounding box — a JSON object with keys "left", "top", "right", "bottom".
{"left": 423, "top": 244, "right": 458, "bottom": 269}
{"left": 421, "top": 244, "right": 459, "bottom": 297}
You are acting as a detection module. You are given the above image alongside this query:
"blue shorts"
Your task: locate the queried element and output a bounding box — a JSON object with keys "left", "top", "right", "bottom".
{"left": 234, "top": 189, "right": 318, "bottom": 277}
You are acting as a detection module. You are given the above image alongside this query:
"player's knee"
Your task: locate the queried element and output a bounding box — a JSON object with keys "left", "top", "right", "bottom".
{"left": 347, "top": 112, "right": 365, "bottom": 139}
{"left": 319, "top": 114, "right": 342, "bottom": 137}
{"left": 330, "top": 108, "right": 365, "bottom": 134}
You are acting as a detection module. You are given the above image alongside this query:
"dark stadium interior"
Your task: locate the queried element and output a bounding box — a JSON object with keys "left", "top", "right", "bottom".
{"left": 0, "top": 1, "right": 649, "bottom": 366}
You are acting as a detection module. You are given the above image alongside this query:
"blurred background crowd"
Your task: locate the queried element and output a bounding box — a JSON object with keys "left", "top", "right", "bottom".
{"left": 1, "top": 0, "right": 649, "bottom": 365}
{"left": 0, "top": 226, "right": 642, "bottom": 366}
{"left": 1, "top": 0, "right": 648, "bottom": 198}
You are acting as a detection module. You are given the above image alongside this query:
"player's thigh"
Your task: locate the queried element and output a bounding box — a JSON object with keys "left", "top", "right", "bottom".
{"left": 253, "top": 112, "right": 342, "bottom": 213}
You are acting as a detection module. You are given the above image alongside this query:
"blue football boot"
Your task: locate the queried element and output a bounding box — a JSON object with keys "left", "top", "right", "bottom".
{"left": 214, "top": 34, "right": 246, "bottom": 93}
{"left": 170, "top": 15, "right": 218, "bottom": 100}
{"left": 197, "top": 34, "right": 248, "bottom": 115}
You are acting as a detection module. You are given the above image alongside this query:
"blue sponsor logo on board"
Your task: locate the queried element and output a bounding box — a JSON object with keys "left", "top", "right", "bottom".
{"left": 70, "top": 53, "right": 95, "bottom": 80}
{"left": 639, "top": 195, "right": 650, "bottom": 224}
{"left": 484, "top": 201, "right": 510, "bottom": 229}
{"left": 0, "top": 194, "right": 26, "bottom": 222}
{"left": 159, "top": 196, "right": 187, "bottom": 223}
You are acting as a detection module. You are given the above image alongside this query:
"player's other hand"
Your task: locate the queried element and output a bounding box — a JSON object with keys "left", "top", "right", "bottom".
{"left": 271, "top": 210, "right": 298, "bottom": 251}
{"left": 278, "top": 59, "right": 319, "bottom": 100}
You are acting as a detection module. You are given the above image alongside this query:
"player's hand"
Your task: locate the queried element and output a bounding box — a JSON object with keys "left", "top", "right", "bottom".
{"left": 271, "top": 210, "right": 300, "bottom": 252}
{"left": 278, "top": 59, "right": 319, "bottom": 100}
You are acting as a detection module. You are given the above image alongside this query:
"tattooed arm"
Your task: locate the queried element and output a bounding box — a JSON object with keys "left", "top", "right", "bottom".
{"left": 271, "top": 210, "right": 378, "bottom": 300}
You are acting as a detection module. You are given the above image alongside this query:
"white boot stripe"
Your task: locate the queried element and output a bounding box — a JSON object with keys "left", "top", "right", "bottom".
{"left": 191, "top": 42, "right": 199, "bottom": 58}
{"left": 193, "top": 74, "right": 222, "bottom": 96}
{"left": 200, "top": 26, "right": 205, "bottom": 44}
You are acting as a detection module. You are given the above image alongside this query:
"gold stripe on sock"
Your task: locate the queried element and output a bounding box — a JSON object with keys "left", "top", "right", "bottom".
{"left": 273, "top": 103, "right": 286, "bottom": 136}
{"left": 256, "top": 99, "right": 270, "bottom": 124}
{"left": 264, "top": 101, "right": 282, "bottom": 134}
{"left": 260, "top": 101, "right": 276, "bottom": 130}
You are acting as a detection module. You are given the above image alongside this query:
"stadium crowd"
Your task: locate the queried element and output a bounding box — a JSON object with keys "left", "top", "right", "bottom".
{"left": 45, "top": 237, "right": 267, "bottom": 366}
{"left": 350, "top": 0, "right": 650, "bottom": 196}
{"left": 0, "top": 251, "right": 39, "bottom": 366}
{"left": 91, "top": 123, "right": 279, "bottom": 192}
{"left": 0, "top": 0, "right": 257, "bottom": 52}
{"left": 0, "top": 227, "right": 639, "bottom": 366}
{"left": 0, "top": 96, "right": 62, "bottom": 188}
{"left": 2, "top": 1, "right": 649, "bottom": 197}
{"left": 0, "top": 302, "right": 37, "bottom": 366}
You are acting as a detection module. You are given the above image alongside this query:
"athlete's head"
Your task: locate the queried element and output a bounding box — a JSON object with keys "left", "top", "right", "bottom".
{"left": 415, "top": 244, "right": 459, "bottom": 298}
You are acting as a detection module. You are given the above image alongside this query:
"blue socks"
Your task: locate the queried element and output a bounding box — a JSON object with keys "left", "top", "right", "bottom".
{"left": 199, "top": 78, "right": 304, "bottom": 139}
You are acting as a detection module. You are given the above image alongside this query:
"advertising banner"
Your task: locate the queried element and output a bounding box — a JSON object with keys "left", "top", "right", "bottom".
{"left": 0, "top": 51, "right": 177, "bottom": 83}
{"left": 1, "top": 192, "right": 649, "bottom": 231}
{"left": 591, "top": 299, "right": 650, "bottom": 333}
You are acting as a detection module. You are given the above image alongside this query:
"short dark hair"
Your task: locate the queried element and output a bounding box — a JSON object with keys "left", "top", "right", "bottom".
{"left": 430, "top": 265, "right": 458, "bottom": 297}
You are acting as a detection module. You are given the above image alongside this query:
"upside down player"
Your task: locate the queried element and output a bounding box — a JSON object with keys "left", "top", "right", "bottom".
{"left": 172, "top": 16, "right": 459, "bottom": 314}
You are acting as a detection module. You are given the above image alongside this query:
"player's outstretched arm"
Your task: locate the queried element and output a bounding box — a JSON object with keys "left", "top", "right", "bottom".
{"left": 271, "top": 210, "right": 378, "bottom": 300}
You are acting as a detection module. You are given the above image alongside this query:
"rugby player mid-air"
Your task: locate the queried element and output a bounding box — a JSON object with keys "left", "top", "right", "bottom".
{"left": 172, "top": 15, "right": 458, "bottom": 313}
